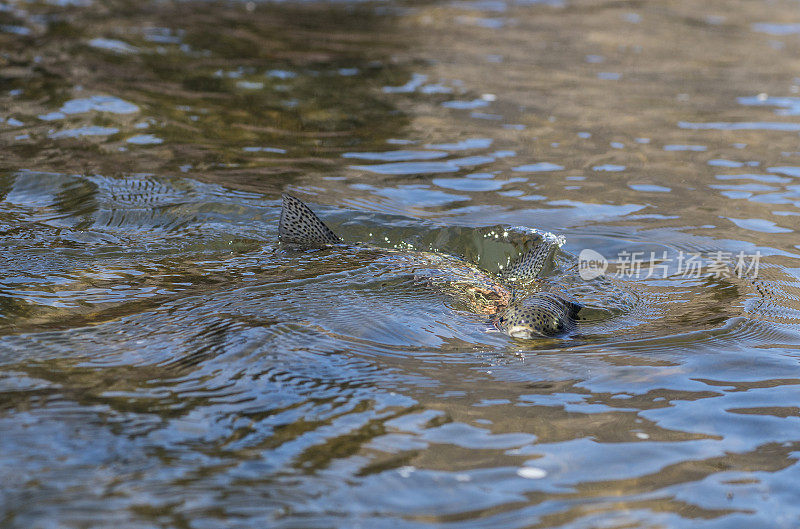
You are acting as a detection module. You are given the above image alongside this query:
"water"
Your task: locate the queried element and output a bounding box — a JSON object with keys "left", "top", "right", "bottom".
{"left": 3, "top": 0, "right": 800, "bottom": 527}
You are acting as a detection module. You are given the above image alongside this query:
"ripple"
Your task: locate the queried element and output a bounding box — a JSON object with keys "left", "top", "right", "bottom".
{"left": 88, "top": 37, "right": 138, "bottom": 54}
{"left": 342, "top": 150, "right": 448, "bottom": 161}
{"left": 441, "top": 98, "right": 491, "bottom": 109}
{"left": 470, "top": 111, "right": 503, "bottom": 120}
{"left": 433, "top": 177, "right": 509, "bottom": 191}
{"left": 710, "top": 183, "right": 778, "bottom": 192}
{"left": 374, "top": 185, "right": 469, "bottom": 207}
{"left": 768, "top": 166, "right": 800, "bottom": 178}
{"left": 450, "top": 0, "right": 507, "bottom": 11}
{"left": 242, "top": 146, "right": 286, "bottom": 153}
{"left": 513, "top": 162, "right": 564, "bottom": 172}
{"left": 382, "top": 73, "right": 427, "bottom": 93}
{"left": 752, "top": 23, "right": 800, "bottom": 35}
{"left": 425, "top": 138, "right": 493, "bottom": 150}
{"left": 708, "top": 159, "right": 744, "bottom": 167}
{"left": 518, "top": 392, "right": 634, "bottom": 413}
{"left": 493, "top": 150, "right": 516, "bottom": 158}
{"left": 349, "top": 161, "right": 461, "bottom": 175}
{"left": 48, "top": 126, "right": 119, "bottom": 139}
{"left": 547, "top": 199, "right": 645, "bottom": 217}
{"left": 38, "top": 111, "right": 65, "bottom": 121}
{"left": 143, "top": 26, "right": 184, "bottom": 44}
{"left": 421, "top": 422, "right": 535, "bottom": 448}
{"left": 679, "top": 121, "right": 800, "bottom": 131}
{"left": 420, "top": 83, "right": 452, "bottom": 94}
{"left": 1, "top": 25, "right": 31, "bottom": 36}
{"left": 451, "top": 155, "right": 495, "bottom": 166}
{"left": 716, "top": 174, "right": 791, "bottom": 184}
{"left": 738, "top": 95, "right": 800, "bottom": 116}
{"left": 60, "top": 95, "right": 139, "bottom": 115}
{"left": 515, "top": 438, "right": 725, "bottom": 485}
{"left": 126, "top": 134, "right": 163, "bottom": 145}
{"left": 629, "top": 184, "right": 671, "bottom": 192}
{"left": 720, "top": 190, "right": 752, "bottom": 199}
{"left": 726, "top": 217, "right": 793, "bottom": 233}
{"left": 663, "top": 144, "right": 707, "bottom": 151}
{"left": 351, "top": 155, "right": 494, "bottom": 175}
{"left": 592, "top": 164, "right": 626, "bottom": 172}
{"left": 265, "top": 69, "right": 296, "bottom": 79}
{"left": 456, "top": 16, "right": 508, "bottom": 29}
{"left": 236, "top": 80, "right": 264, "bottom": 90}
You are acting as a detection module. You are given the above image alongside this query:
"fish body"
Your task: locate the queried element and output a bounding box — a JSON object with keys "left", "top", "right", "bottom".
{"left": 278, "top": 193, "right": 581, "bottom": 338}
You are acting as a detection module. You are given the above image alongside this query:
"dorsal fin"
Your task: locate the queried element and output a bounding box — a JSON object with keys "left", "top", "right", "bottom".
{"left": 279, "top": 193, "right": 341, "bottom": 246}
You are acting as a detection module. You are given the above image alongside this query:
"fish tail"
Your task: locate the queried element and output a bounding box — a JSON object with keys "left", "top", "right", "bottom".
{"left": 566, "top": 299, "right": 583, "bottom": 319}
{"left": 500, "top": 238, "right": 560, "bottom": 281}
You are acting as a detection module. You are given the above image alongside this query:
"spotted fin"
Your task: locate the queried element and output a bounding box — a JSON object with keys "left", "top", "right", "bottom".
{"left": 279, "top": 194, "right": 342, "bottom": 246}
{"left": 499, "top": 238, "right": 560, "bottom": 282}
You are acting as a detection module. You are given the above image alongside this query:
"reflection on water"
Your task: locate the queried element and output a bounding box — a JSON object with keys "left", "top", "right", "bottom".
{"left": 3, "top": 0, "right": 800, "bottom": 527}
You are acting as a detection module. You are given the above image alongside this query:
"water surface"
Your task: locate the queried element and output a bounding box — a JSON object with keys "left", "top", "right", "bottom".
{"left": 3, "top": 0, "right": 800, "bottom": 527}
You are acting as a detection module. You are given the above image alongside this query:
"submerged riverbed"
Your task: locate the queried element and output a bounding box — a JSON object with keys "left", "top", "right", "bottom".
{"left": 3, "top": 0, "right": 800, "bottom": 527}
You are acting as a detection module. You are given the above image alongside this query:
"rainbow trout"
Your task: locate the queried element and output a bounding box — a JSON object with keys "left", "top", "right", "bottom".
{"left": 279, "top": 193, "right": 582, "bottom": 338}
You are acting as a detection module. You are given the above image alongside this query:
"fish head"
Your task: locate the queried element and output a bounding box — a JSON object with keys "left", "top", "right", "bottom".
{"left": 494, "top": 291, "right": 581, "bottom": 338}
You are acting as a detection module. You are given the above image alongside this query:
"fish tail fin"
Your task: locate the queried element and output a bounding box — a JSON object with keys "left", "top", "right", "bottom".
{"left": 501, "top": 238, "right": 560, "bottom": 281}
{"left": 566, "top": 300, "right": 583, "bottom": 319}
{"left": 279, "top": 193, "right": 342, "bottom": 246}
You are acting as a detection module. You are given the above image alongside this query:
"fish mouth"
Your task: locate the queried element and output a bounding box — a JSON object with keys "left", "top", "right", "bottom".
{"left": 501, "top": 323, "right": 569, "bottom": 339}
{"left": 505, "top": 325, "right": 537, "bottom": 339}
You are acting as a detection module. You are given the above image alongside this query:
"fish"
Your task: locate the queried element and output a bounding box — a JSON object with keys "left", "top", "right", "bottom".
{"left": 278, "top": 193, "right": 582, "bottom": 338}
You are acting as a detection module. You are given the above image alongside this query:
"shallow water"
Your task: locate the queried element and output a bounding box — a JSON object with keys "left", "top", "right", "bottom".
{"left": 3, "top": 0, "right": 800, "bottom": 527}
